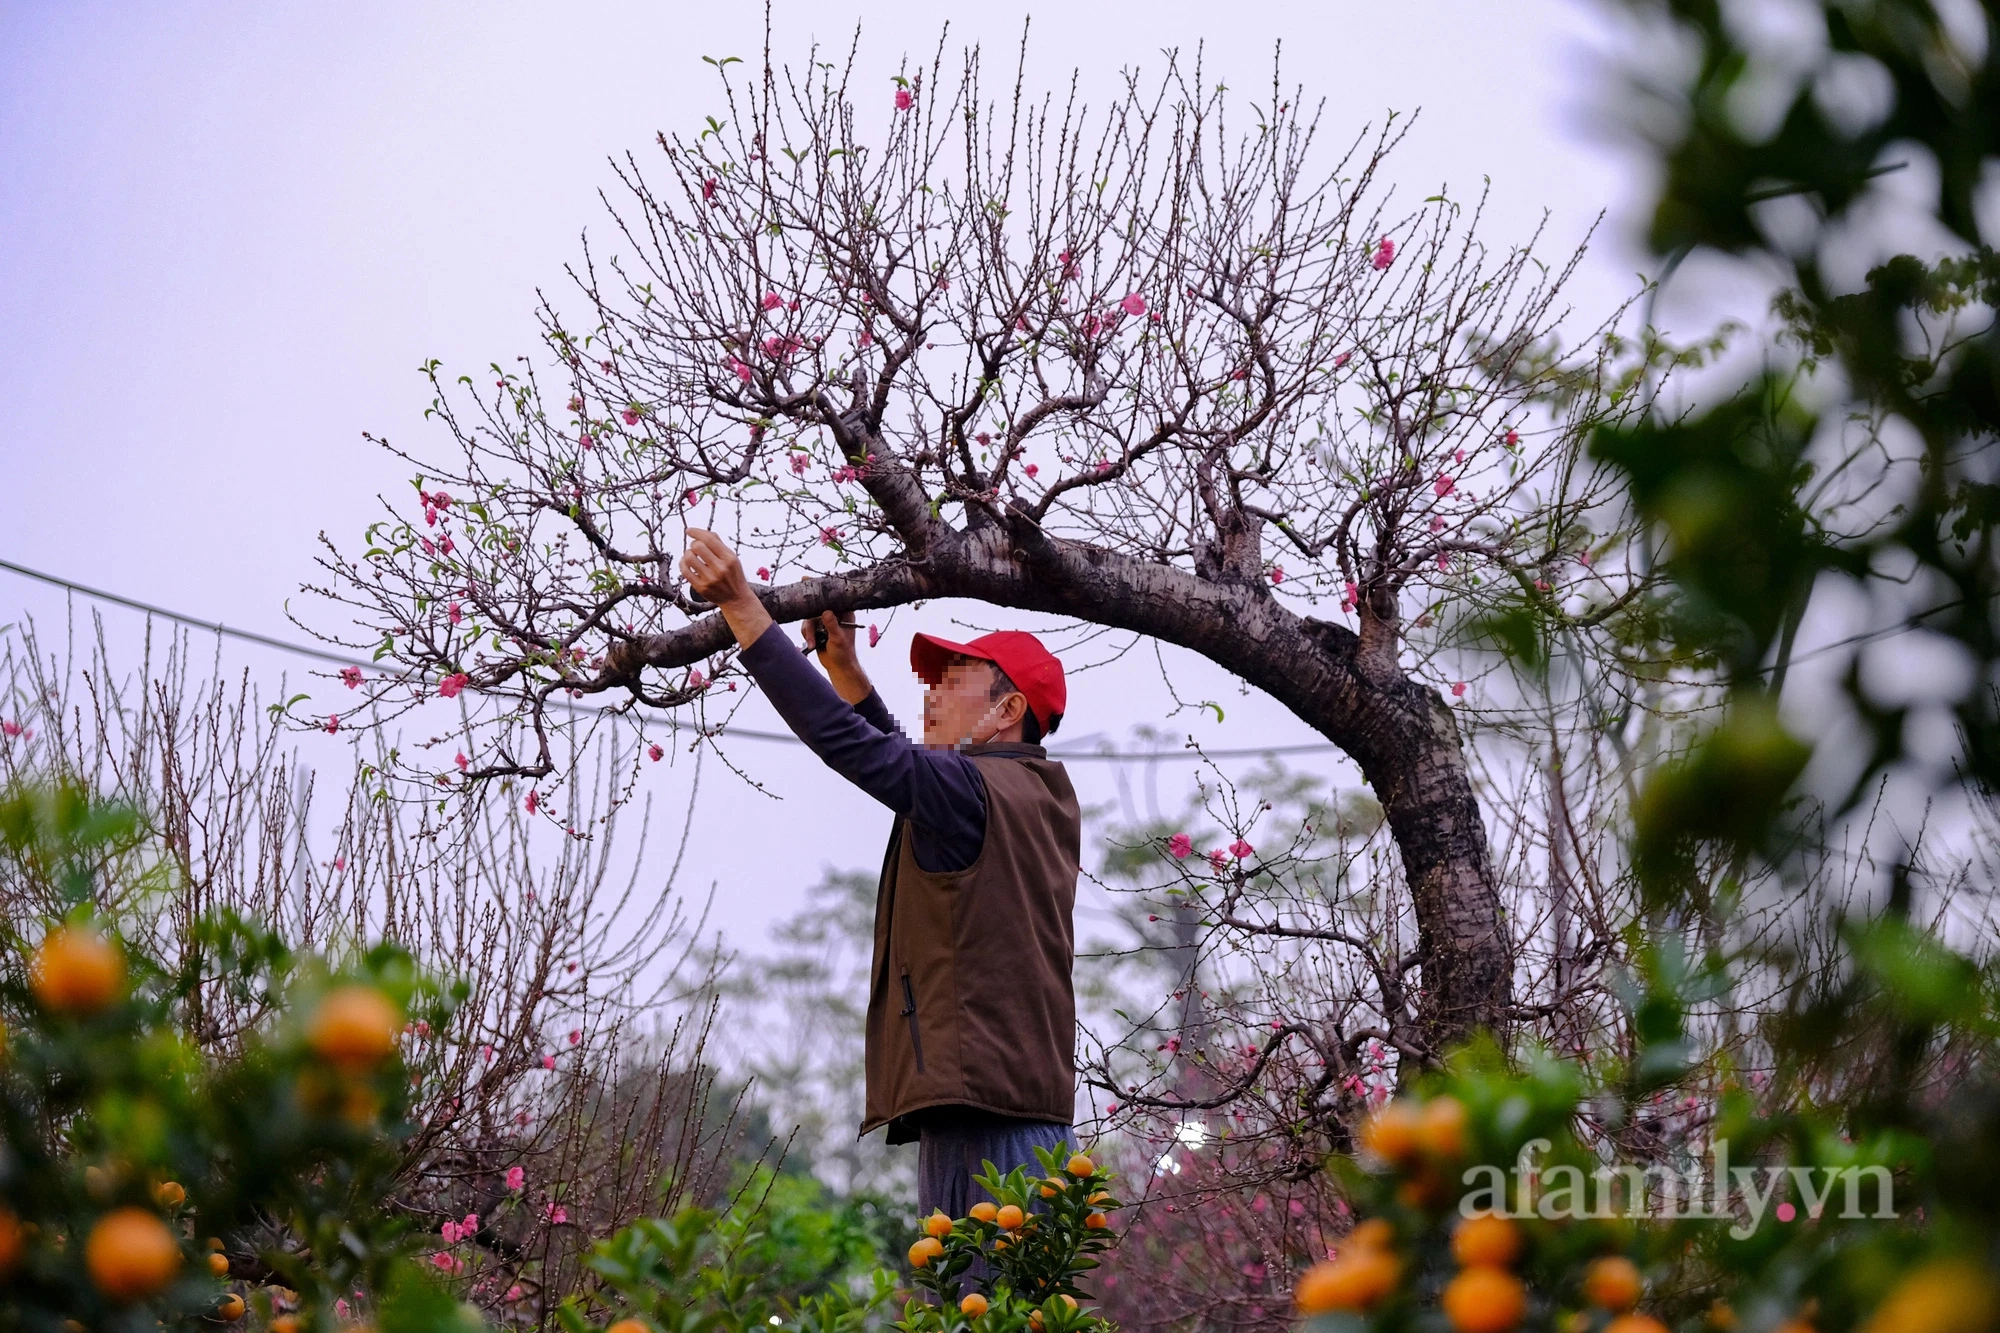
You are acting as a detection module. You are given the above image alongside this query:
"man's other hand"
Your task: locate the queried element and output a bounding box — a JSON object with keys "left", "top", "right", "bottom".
{"left": 801, "top": 608, "right": 873, "bottom": 704}
{"left": 800, "top": 610, "right": 858, "bottom": 663}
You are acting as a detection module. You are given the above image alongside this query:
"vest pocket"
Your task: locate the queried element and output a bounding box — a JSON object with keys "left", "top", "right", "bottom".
{"left": 899, "top": 970, "right": 927, "bottom": 1075}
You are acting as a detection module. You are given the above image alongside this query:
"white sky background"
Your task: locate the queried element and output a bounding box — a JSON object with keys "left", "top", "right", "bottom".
{"left": 0, "top": 1, "right": 1676, "bottom": 960}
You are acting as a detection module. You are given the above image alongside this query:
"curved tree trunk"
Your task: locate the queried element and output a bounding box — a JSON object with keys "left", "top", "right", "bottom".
{"left": 622, "top": 471, "right": 1513, "bottom": 1056}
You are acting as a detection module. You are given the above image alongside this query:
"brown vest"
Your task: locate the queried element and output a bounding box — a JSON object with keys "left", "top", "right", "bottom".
{"left": 860, "top": 743, "right": 1081, "bottom": 1142}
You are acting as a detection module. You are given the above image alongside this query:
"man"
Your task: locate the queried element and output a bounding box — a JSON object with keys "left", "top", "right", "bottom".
{"left": 679, "top": 529, "right": 1081, "bottom": 1220}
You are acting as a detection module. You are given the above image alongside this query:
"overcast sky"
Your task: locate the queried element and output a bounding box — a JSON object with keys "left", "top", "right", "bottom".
{"left": 1, "top": 1, "right": 1658, "bottom": 952}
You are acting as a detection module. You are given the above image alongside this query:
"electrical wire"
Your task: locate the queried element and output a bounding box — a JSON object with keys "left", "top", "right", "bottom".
{"left": 0, "top": 554, "right": 1342, "bottom": 763}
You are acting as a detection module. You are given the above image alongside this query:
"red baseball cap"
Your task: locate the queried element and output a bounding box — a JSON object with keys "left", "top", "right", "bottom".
{"left": 910, "top": 630, "right": 1066, "bottom": 736}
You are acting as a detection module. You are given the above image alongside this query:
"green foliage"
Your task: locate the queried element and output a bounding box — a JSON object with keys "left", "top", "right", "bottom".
{"left": 725, "top": 1166, "right": 910, "bottom": 1301}
{"left": 557, "top": 1208, "right": 898, "bottom": 1333}
{"left": 0, "top": 781, "right": 471, "bottom": 1330}
{"left": 1629, "top": 697, "right": 1813, "bottom": 897}
{"left": 568, "top": 1150, "right": 1129, "bottom": 1333}
{"left": 1596, "top": 0, "right": 2000, "bottom": 860}
{"left": 1305, "top": 929, "right": 2000, "bottom": 1333}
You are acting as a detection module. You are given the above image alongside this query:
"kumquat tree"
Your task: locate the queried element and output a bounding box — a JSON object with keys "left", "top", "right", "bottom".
{"left": 0, "top": 782, "right": 469, "bottom": 1331}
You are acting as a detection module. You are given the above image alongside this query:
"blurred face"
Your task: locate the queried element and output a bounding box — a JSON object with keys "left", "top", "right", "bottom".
{"left": 922, "top": 657, "right": 1027, "bottom": 748}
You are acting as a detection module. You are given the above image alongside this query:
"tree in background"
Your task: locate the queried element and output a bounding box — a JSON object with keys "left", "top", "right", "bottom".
{"left": 724, "top": 867, "right": 915, "bottom": 1210}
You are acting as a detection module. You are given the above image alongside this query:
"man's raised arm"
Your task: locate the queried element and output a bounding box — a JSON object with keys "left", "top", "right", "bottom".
{"left": 679, "top": 530, "right": 987, "bottom": 869}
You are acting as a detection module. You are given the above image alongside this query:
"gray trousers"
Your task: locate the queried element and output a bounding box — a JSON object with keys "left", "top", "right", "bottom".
{"left": 916, "top": 1115, "right": 1074, "bottom": 1220}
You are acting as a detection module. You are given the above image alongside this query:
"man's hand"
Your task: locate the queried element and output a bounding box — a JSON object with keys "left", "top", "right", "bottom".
{"left": 799, "top": 609, "right": 857, "bottom": 661}
{"left": 680, "top": 529, "right": 773, "bottom": 651}
{"left": 802, "top": 610, "right": 873, "bottom": 705}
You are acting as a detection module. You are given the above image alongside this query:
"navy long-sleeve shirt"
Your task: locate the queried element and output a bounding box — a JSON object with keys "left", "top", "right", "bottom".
{"left": 737, "top": 623, "right": 989, "bottom": 872}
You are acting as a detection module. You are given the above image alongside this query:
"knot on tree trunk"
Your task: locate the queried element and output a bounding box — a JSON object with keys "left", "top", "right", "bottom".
{"left": 1193, "top": 505, "right": 1268, "bottom": 592}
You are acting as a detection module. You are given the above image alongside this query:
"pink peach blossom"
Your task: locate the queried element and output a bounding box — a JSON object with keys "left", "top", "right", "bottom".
{"left": 1451, "top": 681, "right": 1467, "bottom": 697}
{"left": 868, "top": 624, "right": 882, "bottom": 647}
{"left": 1269, "top": 567, "right": 1284, "bottom": 584}
{"left": 894, "top": 88, "right": 913, "bottom": 111}
{"left": 568, "top": 1029, "right": 582, "bottom": 1045}
{"left": 545, "top": 1203, "right": 567, "bottom": 1224}
{"left": 622, "top": 408, "right": 640, "bottom": 425}
{"left": 438, "top": 673, "right": 469, "bottom": 699}
{"left": 448, "top": 601, "right": 462, "bottom": 625}
{"left": 729, "top": 358, "right": 752, "bottom": 382}
{"left": 325, "top": 715, "right": 340, "bottom": 735}
{"left": 755, "top": 566, "right": 771, "bottom": 580}
{"left": 1372, "top": 236, "right": 1395, "bottom": 269}
{"left": 1228, "top": 838, "right": 1254, "bottom": 860}
{"left": 525, "top": 790, "right": 540, "bottom": 814}
{"left": 1434, "top": 474, "right": 1456, "bottom": 498}
{"left": 702, "top": 178, "right": 717, "bottom": 201}
{"left": 541, "top": 1054, "right": 556, "bottom": 1069}
{"left": 455, "top": 752, "right": 469, "bottom": 771}
{"left": 649, "top": 743, "right": 663, "bottom": 762}
{"left": 1023, "top": 463, "right": 1039, "bottom": 478}
{"left": 762, "top": 292, "right": 782, "bottom": 310}
{"left": 1119, "top": 293, "right": 1147, "bottom": 317}
{"left": 1168, "top": 832, "right": 1194, "bottom": 859}
{"left": 507, "top": 1166, "right": 525, "bottom": 1191}
{"left": 1334, "top": 351, "right": 1351, "bottom": 368}
{"left": 341, "top": 666, "right": 363, "bottom": 689}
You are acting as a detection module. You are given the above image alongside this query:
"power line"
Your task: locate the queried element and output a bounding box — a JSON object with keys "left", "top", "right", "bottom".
{"left": 0, "top": 554, "right": 1342, "bottom": 763}
{"left": 0, "top": 556, "right": 376, "bottom": 672}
